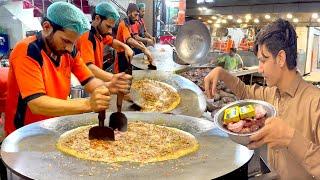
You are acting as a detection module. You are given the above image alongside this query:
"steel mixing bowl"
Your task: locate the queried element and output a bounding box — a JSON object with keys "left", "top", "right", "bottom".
{"left": 213, "top": 99, "right": 276, "bottom": 145}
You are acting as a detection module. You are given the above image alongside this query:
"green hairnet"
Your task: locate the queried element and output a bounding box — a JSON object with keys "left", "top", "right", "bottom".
{"left": 46, "top": 2, "right": 90, "bottom": 35}
{"left": 137, "top": 3, "right": 146, "bottom": 10}
{"left": 95, "top": 2, "right": 120, "bottom": 22}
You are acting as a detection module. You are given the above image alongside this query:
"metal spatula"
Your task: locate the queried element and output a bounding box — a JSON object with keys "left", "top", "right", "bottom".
{"left": 89, "top": 110, "right": 115, "bottom": 141}
{"left": 109, "top": 58, "right": 132, "bottom": 131}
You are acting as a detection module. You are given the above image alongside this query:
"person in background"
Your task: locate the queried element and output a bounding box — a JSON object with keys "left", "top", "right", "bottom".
{"left": 131, "top": 3, "right": 156, "bottom": 47}
{"left": 4, "top": 2, "right": 115, "bottom": 135}
{"left": 225, "top": 35, "right": 234, "bottom": 53}
{"left": 114, "top": 3, "right": 156, "bottom": 72}
{"left": 76, "top": 2, "right": 133, "bottom": 94}
{"left": 204, "top": 18, "right": 320, "bottom": 179}
{"left": 216, "top": 48, "right": 243, "bottom": 71}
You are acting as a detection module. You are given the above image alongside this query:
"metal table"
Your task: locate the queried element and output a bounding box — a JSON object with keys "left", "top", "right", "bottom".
{"left": 230, "top": 66, "right": 259, "bottom": 85}
{"left": 131, "top": 44, "right": 189, "bottom": 72}
{"left": 1, "top": 112, "right": 253, "bottom": 180}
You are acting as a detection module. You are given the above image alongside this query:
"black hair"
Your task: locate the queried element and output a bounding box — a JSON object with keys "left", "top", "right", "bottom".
{"left": 41, "top": 17, "right": 63, "bottom": 32}
{"left": 230, "top": 48, "right": 237, "bottom": 53}
{"left": 253, "top": 18, "right": 297, "bottom": 70}
{"left": 91, "top": 13, "right": 106, "bottom": 21}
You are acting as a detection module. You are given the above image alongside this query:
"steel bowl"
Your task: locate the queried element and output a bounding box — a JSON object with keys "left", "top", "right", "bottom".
{"left": 213, "top": 99, "right": 276, "bottom": 145}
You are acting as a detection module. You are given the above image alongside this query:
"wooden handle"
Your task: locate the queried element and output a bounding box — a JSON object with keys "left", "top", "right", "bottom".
{"left": 98, "top": 111, "right": 105, "bottom": 127}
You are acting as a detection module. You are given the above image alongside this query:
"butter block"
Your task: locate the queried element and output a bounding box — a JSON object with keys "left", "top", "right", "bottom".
{"left": 239, "top": 104, "right": 255, "bottom": 119}
{"left": 223, "top": 106, "right": 240, "bottom": 123}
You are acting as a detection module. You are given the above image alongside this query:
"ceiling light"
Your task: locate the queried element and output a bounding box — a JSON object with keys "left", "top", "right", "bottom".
{"left": 211, "top": 16, "right": 217, "bottom": 20}
{"left": 287, "top": 13, "right": 293, "bottom": 19}
{"left": 242, "top": 24, "right": 248, "bottom": 28}
{"left": 312, "top": 13, "right": 318, "bottom": 19}
{"left": 216, "top": 19, "right": 221, "bottom": 24}
{"left": 221, "top": 19, "right": 227, "bottom": 24}
{"left": 198, "top": 17, "right": 202, "bottom": 20}
{"left": 245, "top": 19, "right": 250, "bottom": 23}
{"left": 245, "top": 14, "right": 252, "bottom": 20}
{"left": 227, "top": 15, "right": 233, "bottom": 20}
{"left": 317, "top": 18, "right": 320, "bottom": 23}
{"left": 237, "top": 19, "right": 242, "bottom": 23}
{"left": 293, "top": 18, "right": 299, "bottom": 23}
{"left": 265, "top": 14, "right": 271, "bottom": 19}
{"left": 254, "top": 18, "right": 259, "bottom": 23}
{"left": 207, "top": 20, "right": 213, "bottom": 24}
{"left": 214, "top": 23, "right": 221, "bottom": 28}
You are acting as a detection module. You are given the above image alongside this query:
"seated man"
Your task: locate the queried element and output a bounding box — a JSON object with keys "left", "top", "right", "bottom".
{"left": 216, "top": 48, "right": 243, "bottom": 71}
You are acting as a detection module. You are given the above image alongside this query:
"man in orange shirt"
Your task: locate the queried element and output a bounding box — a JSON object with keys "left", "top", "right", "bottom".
{"left": 77, "top": 2, "right": 133, "bottom": 94}
{"left": 115, "top": 3, "right": 156, "bottom": 72}
{"left": 5, "top": 2, "right": 112, "bottom": 135}
{"left": 225, "top": 35, "right": 234, "bottom": 53}
{"left": 131, "top": 3, "right": 156, "bottom": 47}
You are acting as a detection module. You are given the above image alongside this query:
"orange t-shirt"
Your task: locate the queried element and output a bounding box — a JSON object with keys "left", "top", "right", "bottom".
{"left": 225, "top": 39, "right": 234, "bottom": 53}
{"left": 114, "top": 19, "right": 133, "bottom": 73}
{"left": 5, "top": 33, "right": 93, "bottom": 134}
{"left": 76, "top": 27, "right": 113, "bottom": 69}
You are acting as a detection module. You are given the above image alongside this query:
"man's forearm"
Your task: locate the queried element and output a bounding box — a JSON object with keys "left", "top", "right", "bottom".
{"left": 87, "top": 64, "right": 113, "bottom": 82}
{"left": 112, "top": 39, "right": 130, "bottom": 51}
{"left": 127, "top": 38, "right": 146, "bottom": 51}
{"left": 133, "top": 35, "right": 148, "bottom": 44}
{"left": 28, "top": 95, "right": 91, "bottom": 116}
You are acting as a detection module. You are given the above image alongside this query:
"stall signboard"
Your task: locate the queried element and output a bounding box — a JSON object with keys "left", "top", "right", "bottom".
{"left": 0, "top": 34, "right": 9, "bottom": 56}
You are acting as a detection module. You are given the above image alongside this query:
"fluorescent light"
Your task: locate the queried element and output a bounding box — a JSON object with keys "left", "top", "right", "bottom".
{"left": 237, "top": 19, "right": 242, "bottom": 23}
{"left": 254, "top": 18, "right": 259, "bottom": 23}
{"left": 293, "top": 18, "right": 299, "bottom": 23}
{"left": 312, "top": 13, "right": 318, "bottom": 19}
{"left": 221, "top": 19, "right": 227, "bottom": 24}
{"left": 245, "top": 14, "right": 252, "bottom": 20}
{"left": 287, "top": 13, "right": 293, "bottom": 19}
{"left": 227, "top": 15, "right": 233, "bottom": 20}
{"left": 207, "top": 20, "right": 213, "bottom": 23}
{"left": 265, "top": 14, "right": 271, "bottom": 19}
{"left": 214, "top": 23, "right": 220, "bottom": 28}
{"left": 211, "top": 16, "right": 217, "bottom": 20}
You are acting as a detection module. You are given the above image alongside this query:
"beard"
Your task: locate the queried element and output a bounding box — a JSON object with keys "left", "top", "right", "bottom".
{"left": 97, "top": 23, "right": 109, "bottom": 38}
{"left": 45, "top": 32, "right": 68, "bottom": 56}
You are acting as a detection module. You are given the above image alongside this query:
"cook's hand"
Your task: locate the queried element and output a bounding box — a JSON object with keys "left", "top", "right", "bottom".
{"left": 106, "top": 72, "right": 132, "bottom": 94}
{"left": 152, "top": 37, "right": 156, "bottom": 45}
{"left": 89, "top": 86, "right": 110, "bottom": 112}
{"left": 248, "top": 117, "right": 295, "bottom": 149}
{"left": 124, "top": 46, "right": 134, "bottom": 63}
{"left": 143, "top": 48, "right": 154, "bottom": 64}
{"left": 204, "top": 67, "right": 223, "bottom": 99}
{"left": 146, "top": 38, "right": 154, "bottom": 46}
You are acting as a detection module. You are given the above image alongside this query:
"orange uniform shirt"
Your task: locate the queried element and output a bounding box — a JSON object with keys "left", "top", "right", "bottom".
{"left": 225, "top": 39, "right": 234, "bottom": 53}
{"left": 5, "top": 33, "right": 93, "bottom": 134}
{"left": 114, "top": 19, "right": 133, "bottom": 73}
{"left": 76, "top": 27, "right": 113, "bottom": 69}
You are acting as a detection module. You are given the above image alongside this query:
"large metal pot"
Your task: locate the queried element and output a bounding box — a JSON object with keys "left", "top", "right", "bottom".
{"left": 1, "top": 112, "right": 253, "bottom": 180}
{"left": 174, "top": 20, "right": 211, "bottom": 65}
{"left": 70, "top": 85, "right": 89, "bottom": 99}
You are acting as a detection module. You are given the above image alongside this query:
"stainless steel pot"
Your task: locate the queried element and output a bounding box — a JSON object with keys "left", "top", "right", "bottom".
{"left": 70, "top": 85, "right": 89, "bottom": 99}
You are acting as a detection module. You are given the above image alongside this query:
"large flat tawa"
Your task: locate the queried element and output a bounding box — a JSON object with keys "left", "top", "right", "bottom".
{"left": 1, "top": 112, "right": 253, "bottom": 180}
{"left": 131, "top": 44, "right": 189, "bottom": 71}
{"left": 109, "top": 70, "right": 206, "bottom": 117}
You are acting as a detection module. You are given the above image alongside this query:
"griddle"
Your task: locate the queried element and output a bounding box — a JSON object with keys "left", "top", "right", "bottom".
{"left": 1, "top": 112, "right": 253, "bottom": 180}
